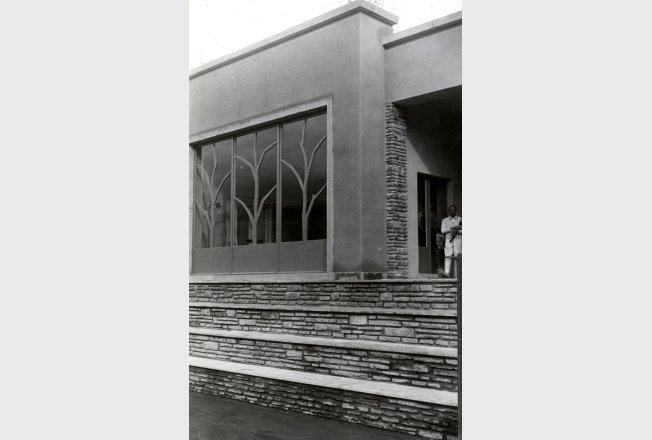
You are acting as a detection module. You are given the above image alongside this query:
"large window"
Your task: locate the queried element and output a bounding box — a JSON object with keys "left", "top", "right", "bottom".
{"left": 192, "top": 111, "right": 327, "bottom": 274}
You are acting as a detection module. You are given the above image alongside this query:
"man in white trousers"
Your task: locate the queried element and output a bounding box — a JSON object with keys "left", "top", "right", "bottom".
{"left": 440, "top": 204, "right": 461, "bottom": 277}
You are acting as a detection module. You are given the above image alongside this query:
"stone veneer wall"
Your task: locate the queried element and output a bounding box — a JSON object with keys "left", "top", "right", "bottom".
{"left": 385, "top": 103, "right": 409, "bottom": 278}
{"left": 190, "top": 308, "right": 457, "bottom": 347}
{"left": 190, "top": 366, "right": 458, "bottom": 439}
{"left": 190, "top": 281, "right": 457, "bottom": 310}
{"left": 189, "top": 279, "right": 459, "bottom": 438}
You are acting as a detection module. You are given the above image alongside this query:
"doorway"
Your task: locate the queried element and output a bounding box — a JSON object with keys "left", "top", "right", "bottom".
{"left": 417, "top": 173, "right": 448, "bottom": 274}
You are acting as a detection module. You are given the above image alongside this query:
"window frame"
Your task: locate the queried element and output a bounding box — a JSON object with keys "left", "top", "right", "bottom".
{"left": 189, "top": 100, "right": 333, "bottom": 275}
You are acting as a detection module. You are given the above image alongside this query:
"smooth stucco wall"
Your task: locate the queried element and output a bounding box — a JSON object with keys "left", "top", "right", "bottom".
{"left": 358, "top": 15, "right": 393, "bottom": 272}
{"left": 384, "top": 24, "right": 462, "bottom": 103}
{"left": 190, "top": 13, "right": 393, "bottom": 273}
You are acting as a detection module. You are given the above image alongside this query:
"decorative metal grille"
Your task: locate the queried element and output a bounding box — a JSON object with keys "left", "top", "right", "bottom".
{"left": 281, "top": 118, "right": 327, "bottom": 241}
{"left": 193, "top": 111, "right": 327, "bottom": 249}
{"left": 234, "top": 131, "right": 277, "bottom": 245}
{"left": 194, "top": 140, "right": 232, "bottom": 248}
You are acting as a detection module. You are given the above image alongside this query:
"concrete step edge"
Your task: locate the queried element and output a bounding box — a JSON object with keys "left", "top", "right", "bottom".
{"left": 189, "top": 327, "right": 457, "bottom": 358}
{"left": 189, "top": 356, "right": 458, "bottom": 407}
{"left": 189, "top": 302, "right": 457, "bottom": 317}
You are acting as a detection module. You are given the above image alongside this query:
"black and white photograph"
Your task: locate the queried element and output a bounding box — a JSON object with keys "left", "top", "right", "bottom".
{"left": 4, "top": 1, "right": 651, "bottom": 439}
{"left": 189, "top": 1, "right": 462, "bottom": 438}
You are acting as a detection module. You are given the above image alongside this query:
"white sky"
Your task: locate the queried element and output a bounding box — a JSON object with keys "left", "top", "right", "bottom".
{"left": 190, "top": 0, "right": 463, "bottom": 69}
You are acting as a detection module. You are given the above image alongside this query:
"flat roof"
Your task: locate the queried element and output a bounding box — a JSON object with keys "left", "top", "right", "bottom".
{"left": 382, "top": 11, "right": 462, "bottom": 48}
{"left": 190, "top": 0, "right": 399, "bottom": 80}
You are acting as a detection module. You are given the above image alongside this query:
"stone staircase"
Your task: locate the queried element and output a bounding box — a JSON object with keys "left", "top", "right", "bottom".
{"left": 189, "top": 279, "right": 460, "bottom": 439}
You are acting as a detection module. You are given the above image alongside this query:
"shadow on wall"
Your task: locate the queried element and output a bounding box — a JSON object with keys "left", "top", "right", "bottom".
{"left": 406, "top": 86, "right": 462, "bottom": 209}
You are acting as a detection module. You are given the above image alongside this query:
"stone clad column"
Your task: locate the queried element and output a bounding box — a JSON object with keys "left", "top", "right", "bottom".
{"left": 385, "top": 103, "right": 408, "bottom": 278}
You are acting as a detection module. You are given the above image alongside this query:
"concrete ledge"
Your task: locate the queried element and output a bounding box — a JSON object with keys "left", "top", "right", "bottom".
{"left": 190, "top": 275, "right": 456, "bottom": 284}
{"left": 191, "top": 272, "right": 338, "bottom": 283}
{"left": 190, "top": 0, "right": 398, "bottom": 79}
{"left": 382, "top": 11, "right": 462, "bottom": 48}
{"left": 189, "top": 327, "right": 457, "bottom": 358}
{"left": 189, "top": 302, "right": 456, "bottom": 317}
{"left": 189, "top": 356, "right": 457, "bottom": 407}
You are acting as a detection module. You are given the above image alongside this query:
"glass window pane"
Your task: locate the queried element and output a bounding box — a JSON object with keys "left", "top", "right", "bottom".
{"left": 281, "top": 120, "right": 303, "bottom": 242}
{"left": 235, "top": 127, "right": 277, "bottom": 246}
{"left": 193, "top": 139, "right": 232, "bottom": 248}
{"left": 192, "top": 111, "right": 327, "bottom": 274}
{"left": 281, "top": 113, "right": 327, "bottom": 241}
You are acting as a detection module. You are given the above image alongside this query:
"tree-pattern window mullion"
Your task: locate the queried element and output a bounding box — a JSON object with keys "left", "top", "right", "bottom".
{"left": 235, "top": 127, "right": 278, "bottom": 246}
{"left": 192, "top": 110, "right": 327, "bottom": 274}
{"left": 193, "top": 139, "right": 232, "bottom": 248}
{"left": 281, "top": 113, "right": 327, "bottom": 242}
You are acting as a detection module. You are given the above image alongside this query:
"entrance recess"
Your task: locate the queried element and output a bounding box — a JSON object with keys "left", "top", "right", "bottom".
{"left": 417, "top": 173, "right": 448, "bottom": 274}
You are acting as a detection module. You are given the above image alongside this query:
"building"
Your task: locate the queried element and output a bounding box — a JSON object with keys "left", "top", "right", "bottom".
{"left": 189, "top": 1, "right": 461, "bottom": 438}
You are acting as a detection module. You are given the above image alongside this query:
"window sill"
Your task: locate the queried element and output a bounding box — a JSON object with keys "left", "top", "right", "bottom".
{"left": 189, "top": 272, "right": 457, "bottom": 284}
{"left": 189, "top": 272, "right": 336, "bottom": 284}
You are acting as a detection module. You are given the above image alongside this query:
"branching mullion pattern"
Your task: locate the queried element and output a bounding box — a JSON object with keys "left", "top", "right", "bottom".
{"left": 234, "top": 134, "right": 278, "bottom": 245}
{"left": 195, "top": 114, "right": 324, "bottom": 250}
{"left": 213, "top": 171, "right": 232, "bottom": 209}
{"left": 281, "top": 118, "right": 327, "bottom": 241}
{"left": 306, "top": 136, "right": 327, "bottom": 180}
{"left": 193, "top": 200, "right": 210, "bottom": 246}
{"left": 195, "top": 143, "right": 231, "bottom": 248}
{"left": 195, "top": 161, "right": 214, "bottom": 246}
{"left": 306, "top": 182, "right": 327, "bottom": 222}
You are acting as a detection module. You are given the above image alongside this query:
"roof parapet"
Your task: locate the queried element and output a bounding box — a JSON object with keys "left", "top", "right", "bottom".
{"left": 382, "top": 11, "right": 462, "bottom": 48}
{"left": 190, "top": 0, "right": 399, "bottom": 80}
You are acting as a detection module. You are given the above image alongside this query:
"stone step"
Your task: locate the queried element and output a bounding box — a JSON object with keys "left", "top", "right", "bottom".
{"left": 190, "top": 356, "right": 458, "bottom": 438}
{"left": 189, "top": 327, "right": 457, "bottom": 357}
{"left": 189, "top": 356, "right": 457, "bottom": 406}
{"left": 189, "top": 328, "right": 458, "bottom": 391}
{"left": 190, "top": 302, "right": 457, "bottom": 316}
{"left": 190, "top": 305, "right": 457, "bottom": 348}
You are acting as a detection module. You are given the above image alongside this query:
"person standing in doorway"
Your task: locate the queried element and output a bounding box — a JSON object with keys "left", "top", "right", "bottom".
{"left": 440, "top": 204, "right": 462, "bottom": 277}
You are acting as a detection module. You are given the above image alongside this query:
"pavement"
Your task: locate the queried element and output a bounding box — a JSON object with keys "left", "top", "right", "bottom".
{"left": 190, "top": 391, "right": 417, "bottom": 440}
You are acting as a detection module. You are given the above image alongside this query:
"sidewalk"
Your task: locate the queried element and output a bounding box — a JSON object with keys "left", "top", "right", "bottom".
{"left": 190, "top": 391, "right": 416, "bottom": 440}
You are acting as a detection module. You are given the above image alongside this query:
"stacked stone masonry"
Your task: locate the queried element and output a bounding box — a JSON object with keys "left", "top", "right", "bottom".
{"left": 189, "top": 279, "right": 459, "bottom": 438}
{"left": 190, "top": 281, "right": 457, "bottom": 310}
{"left": 385, "top": 103, "right": 409, "bottom": 278}
{"left": 190, "top": 307, "right": 457, "bottom": 347}
{"left": 189, "top": 333, "right": 458, "bottom": 391}
{"left": 190, "top": 366, "right": 458, "bottom": 439}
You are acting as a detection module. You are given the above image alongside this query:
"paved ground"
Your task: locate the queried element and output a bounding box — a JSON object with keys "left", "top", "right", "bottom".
{"left": 190, "top": 391, "right": 417, "bottom": 440}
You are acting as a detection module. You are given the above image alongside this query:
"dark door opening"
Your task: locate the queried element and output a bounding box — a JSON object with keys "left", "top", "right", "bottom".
{"left": 418, "top": 174, "right": 448, "bottom": 274}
